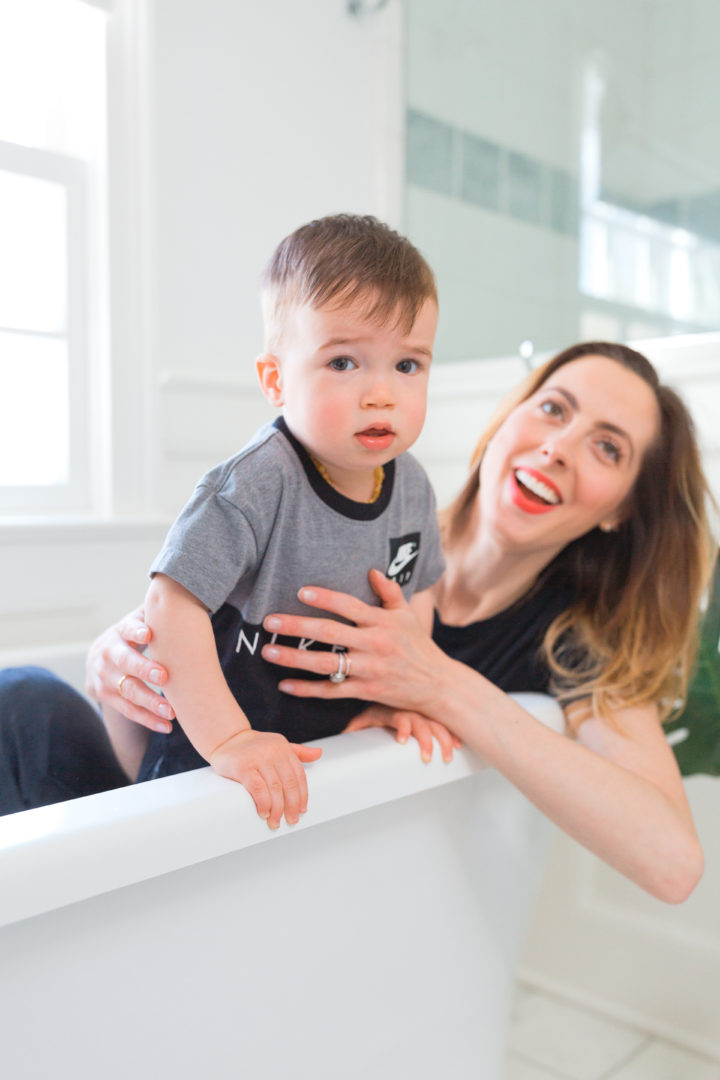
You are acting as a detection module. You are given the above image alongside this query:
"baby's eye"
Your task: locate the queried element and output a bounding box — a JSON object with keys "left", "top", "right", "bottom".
{"left": 396, "top": 358, "right": 420, "bottom": 375}
{"left": 540, "top": 399, "right": 564, "bottom": 418}
{"left": 328, "top": 356, "right": 357, "bottom": 372}
{"left": 598, "top": 438, "right": 622, "bottom": 463}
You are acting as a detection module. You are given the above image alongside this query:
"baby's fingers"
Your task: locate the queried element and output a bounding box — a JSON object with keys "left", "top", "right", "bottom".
{"left": 273, "top": 756, "right": 307, "bottom": 825}
{"left": 410, "top": 717, "right": 436, "bottom": 763}
{"left": 394, "top": 713, "right": 413, "bottom": 746}
{"left": 261, "top": 767, "right": 286, "bottom": 830}
{"left": 242, "top": 767, "right": 273, "bottom": 824}
{"left": 291, "top": 744, "right": 323, "bottom": 763}
{"left": 429, "top": 721, "right": 457, "bottom": 763}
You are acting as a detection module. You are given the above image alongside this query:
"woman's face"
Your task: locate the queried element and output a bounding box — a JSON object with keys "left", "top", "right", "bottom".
{"left": 478, "top": 355, "right": 660, "bottom": 556}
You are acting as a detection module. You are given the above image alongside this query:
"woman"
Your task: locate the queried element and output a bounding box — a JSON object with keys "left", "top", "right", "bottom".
{"left": 248, "top": 341, "right": 716, "bottom": 902}
{"left": 2, "top": 343, "right": 714, "bottom": 902}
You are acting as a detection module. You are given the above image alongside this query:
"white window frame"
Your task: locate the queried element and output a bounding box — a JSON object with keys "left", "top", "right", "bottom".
{"left": 0, "top": 138, "right": 94, "bottom": 514}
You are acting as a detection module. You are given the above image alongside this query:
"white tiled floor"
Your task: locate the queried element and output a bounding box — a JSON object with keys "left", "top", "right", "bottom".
{"left": 505, "top": 984, "right": 720, "bottom": 1080}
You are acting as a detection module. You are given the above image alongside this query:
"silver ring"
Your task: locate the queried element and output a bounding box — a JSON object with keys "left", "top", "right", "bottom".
{"left": 329, "top": 651, "right": 351, "bottom": 684}
{"left": 117, "top": 674, "right": 129, "bottom": 696}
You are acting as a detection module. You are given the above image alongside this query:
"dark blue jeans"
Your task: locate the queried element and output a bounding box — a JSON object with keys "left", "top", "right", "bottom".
{"left": 0, "top": 667, "right": 130, "bottom": 816}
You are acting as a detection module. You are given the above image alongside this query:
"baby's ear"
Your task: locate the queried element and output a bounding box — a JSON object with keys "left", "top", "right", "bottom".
{"left": 256, "top": 353, "right": 284, "bottom": 406}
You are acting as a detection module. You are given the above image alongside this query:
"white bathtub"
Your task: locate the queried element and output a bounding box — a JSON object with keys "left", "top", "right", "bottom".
{"left": 0, "top": 648, "right": 563, "bottom": 1080}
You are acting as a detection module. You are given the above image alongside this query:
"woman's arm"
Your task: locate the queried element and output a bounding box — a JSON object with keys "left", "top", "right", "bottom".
{"left": 261, "top": 570, "right": 703, "bottom": 902}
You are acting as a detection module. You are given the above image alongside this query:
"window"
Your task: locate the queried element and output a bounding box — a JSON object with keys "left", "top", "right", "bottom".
{"left": 0, "top": 0, "right": 109, "bottom": 514}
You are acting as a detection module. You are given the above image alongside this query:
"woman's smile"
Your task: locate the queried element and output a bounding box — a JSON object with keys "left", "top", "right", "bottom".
{"left": 510, "top": 467, "right": 562, "bottom": 513}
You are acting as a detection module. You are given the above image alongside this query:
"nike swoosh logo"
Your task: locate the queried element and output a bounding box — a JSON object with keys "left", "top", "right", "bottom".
{"left": 387, "top": 545, "right": 418, "bottom": 576}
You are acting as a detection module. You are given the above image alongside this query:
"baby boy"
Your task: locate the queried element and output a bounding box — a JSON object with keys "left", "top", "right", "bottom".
{"left": 118, "top": 214, "right": 444, "bottom": 827}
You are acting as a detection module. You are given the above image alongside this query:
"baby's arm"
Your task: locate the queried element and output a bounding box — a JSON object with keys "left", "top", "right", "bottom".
{"left": 144, "top": 574, "right": 321, "bottom": 827}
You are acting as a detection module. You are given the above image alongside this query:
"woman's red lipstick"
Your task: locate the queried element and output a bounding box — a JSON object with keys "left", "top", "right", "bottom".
{"left": 509, "top": 468, "right": 562, "bottom": 515}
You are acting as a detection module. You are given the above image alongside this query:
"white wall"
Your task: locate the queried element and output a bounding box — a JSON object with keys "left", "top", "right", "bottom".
{"left": 147, "top": 0, "right": 404, "bottom": 515}
{"left": 122, "top": 0, "right": 406, "bottom": 518}
{"left": 0, "top": 0, "right": 404, "bottom": 653}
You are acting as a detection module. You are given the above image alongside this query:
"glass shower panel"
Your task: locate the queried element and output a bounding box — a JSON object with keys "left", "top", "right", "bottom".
{"left": 404, "top": 0, "right": 720, "bottom": 363}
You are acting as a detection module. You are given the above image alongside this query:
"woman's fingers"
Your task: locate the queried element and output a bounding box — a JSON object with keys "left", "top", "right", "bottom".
{"left": 263, "top": 641, "right": 357, "bottom": 677}
{"left": 367, "top": 568, "right": 408, "bottom": 608}
{"left": 264, "top": 573, "right": 411, "bottom": 643}
{"left": 264, "top": 612, "right": 361, "bottom": 650}
{"left": 108, "top": 629, "right": 168, "bottom": 687}
{"left": 86, "top": 607, "right": 174, "bottom": 731}
{"left": 115, "top": 676, "right": 175, "bottom": 731}
{"left": 278, "top": 675, "right": 372, "bottom": 701}
{"left": 113, "top": 693, "right": 172, "bottom": 734}
{"left": 115, "top": 608, "right": 152, "bottom": 647}
{"left": 297, "top": 585, "right": 377, "bottom": 624}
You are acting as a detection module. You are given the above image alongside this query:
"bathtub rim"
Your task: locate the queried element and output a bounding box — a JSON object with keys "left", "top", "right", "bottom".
{"left": 0, "top": 692, "right": 563, "bottom": 929}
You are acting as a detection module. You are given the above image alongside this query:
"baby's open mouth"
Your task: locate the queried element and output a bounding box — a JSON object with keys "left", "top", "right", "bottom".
{"left": 356, "top": 426, "right": 395, "bottom": 450}
{"left": 359, "top": 425, "right": 393, "bottom": 437}
{"left": 514, "top": 468, "right": 561, "bottom": 506}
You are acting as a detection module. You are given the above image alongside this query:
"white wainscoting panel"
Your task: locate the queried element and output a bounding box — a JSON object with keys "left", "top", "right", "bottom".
{"left": 157, "top": 373, "right": 276, "bottom": 515}
{"left": 0, "top": 521, "right": 168, "bottom": 652}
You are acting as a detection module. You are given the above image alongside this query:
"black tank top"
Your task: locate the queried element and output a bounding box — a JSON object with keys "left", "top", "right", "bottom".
{"left": 432, "top": 578, "right": 572, "bottom": 695}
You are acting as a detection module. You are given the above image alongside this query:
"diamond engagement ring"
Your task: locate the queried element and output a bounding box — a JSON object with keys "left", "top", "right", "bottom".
{"left": 329, "top": 651, "right": 351, "bottom": 684}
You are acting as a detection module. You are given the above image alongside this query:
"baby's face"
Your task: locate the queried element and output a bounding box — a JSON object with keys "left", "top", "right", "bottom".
{"left": 263, "top": 296, "right": 437, "bottom": 500}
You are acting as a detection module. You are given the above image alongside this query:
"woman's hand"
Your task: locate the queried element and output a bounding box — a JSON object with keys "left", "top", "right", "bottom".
{"left": 85, "top": 607, "right": 175, "bottom": 733}
{"left": 345, "top": 704, "right": 462, "bottom": 763}
{"left": 261, "top": 569, "right": 457, "bottom": 718}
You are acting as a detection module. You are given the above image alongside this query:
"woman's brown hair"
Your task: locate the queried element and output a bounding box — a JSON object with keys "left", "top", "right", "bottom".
{"left": 440, "top": 342, "right": 716, "bottom": 722}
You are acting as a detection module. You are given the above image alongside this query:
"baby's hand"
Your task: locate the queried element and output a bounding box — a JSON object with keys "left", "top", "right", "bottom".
{"left": 344, "top": 705, "right": 461, "bottom": 764}
{"left": 209, "top": 729, "right": 322, "bottom": 828}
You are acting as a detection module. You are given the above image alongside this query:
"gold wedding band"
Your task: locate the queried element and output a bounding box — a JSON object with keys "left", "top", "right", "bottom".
{"left": 117, "top": 674, "right": 129, "bottom": 695}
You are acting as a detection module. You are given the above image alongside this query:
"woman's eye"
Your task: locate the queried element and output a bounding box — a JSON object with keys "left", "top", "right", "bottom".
{"left": 328, "top": 356, "right": 357, "bottom": 372}
{"left": 540, "top": 399, "right": 564, "bottom": 418}
{"left": 396, "top": 358, "right": 420, "bottom": 375}
{"left": 598, "top": 439, "right": 622, "bottom": 463}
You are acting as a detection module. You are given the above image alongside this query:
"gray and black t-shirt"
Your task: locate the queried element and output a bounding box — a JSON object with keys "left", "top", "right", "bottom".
{"left": 140, "top": 418, "right": 444, "bottom": 778}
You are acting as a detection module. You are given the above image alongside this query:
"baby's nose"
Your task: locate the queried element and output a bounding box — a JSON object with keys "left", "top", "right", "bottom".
{"left": 361, "top": 379, "right": 395, "bottom": 407}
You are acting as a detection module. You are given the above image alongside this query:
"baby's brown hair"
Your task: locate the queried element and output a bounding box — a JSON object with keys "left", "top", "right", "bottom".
{"left": 261, "top": 214, "right": 437, "bottom": 351}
